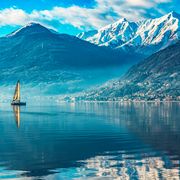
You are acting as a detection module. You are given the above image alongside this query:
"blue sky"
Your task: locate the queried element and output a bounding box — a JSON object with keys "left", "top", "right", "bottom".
{"left": 0, "top": 0, "right": 179, "bottom": 36}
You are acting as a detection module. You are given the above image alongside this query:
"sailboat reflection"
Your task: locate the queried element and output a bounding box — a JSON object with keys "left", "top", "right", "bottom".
{"left": 13, "top": 106, "right": 21, "bottom": 128}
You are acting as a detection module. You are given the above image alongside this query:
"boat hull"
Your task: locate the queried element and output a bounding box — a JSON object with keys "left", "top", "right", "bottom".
{"left": 11, "top": 102, "right": 26, "bottom": 106}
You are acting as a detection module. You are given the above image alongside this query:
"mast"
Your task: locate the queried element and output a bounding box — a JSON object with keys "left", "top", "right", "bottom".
{"left": 18, "top": 80, "right": 20, "bottom": 101}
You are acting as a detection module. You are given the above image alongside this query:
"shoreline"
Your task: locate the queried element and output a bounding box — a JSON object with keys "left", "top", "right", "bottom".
{"left": 60, "top": 100, "right": 180, "bottom": 103}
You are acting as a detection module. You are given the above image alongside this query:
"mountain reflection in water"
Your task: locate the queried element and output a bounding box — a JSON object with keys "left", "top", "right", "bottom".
{"left": 0, "top": 102, "right": 179, "bottom": 179}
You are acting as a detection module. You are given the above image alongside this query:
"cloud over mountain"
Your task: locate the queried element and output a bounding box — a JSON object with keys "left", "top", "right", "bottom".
{"left": 0, "top": 0, "right": 176, "bottom": 31}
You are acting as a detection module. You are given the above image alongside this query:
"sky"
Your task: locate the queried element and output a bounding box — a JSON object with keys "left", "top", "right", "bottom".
{"left": 0, "top": 0, "right": 179, "bottom": 36}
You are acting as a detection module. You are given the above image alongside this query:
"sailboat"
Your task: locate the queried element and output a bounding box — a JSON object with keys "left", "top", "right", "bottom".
{"left": 11, "top": 80, "right": 26, "bottom": 106}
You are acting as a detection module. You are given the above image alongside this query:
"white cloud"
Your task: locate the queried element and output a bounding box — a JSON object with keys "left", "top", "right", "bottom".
{"left": 0, "top": 8, "right": 28, "bottom": 26}
{"left": 125, "top": 0, "right": 154, "bottom": 7}
{"left": 0, "top": 0, "right": 173, "bottom": 31}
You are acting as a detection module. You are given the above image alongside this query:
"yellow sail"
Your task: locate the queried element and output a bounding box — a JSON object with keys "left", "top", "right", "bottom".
{"left": 13, "top": 80, "right": 20, "bottom": 101}
{"left": 11, "top": 80, "right": 26, "bottom": 106}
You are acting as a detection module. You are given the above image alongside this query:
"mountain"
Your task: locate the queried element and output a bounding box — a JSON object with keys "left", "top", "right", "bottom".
{"left": 77, "top": 18, "right": 138, "bottom": 48}
{"left": 2, "top": 22, "right": 128, "bottom": 69}
{"left": 77, "top": 12, "right": 180, "bottom": 56}
{"left": 77, "top": 41, "right": 180, "bottom": 101}
{"left": 0, "top": 22, "right": 139, "bottom": 98}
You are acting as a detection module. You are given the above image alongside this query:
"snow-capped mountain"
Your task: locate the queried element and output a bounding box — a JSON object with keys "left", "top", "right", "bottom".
{"left": 77, "top": 18, "right": 138, "bottom": 48}
{"left": 77, "top": 12, "right": 180, "bottom": 55}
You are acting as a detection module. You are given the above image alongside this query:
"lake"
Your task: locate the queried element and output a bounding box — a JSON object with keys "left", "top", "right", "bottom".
{"left": 0, "top": 102, "right": 179, "bottom": 179}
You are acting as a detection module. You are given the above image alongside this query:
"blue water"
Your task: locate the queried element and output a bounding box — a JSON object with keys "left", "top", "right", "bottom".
{"left": 0, "top": 102, "right": 179, "bottom": 179}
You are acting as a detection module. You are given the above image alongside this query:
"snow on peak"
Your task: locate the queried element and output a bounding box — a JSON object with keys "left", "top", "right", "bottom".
{"left": 6, "top": 22, "right": 50, "bottom": 38}
{"left": 79, "top": 18, "right": 138, "bottom": 47}
{"left": 77, "top": 12, "right": 180, "bottom": 55}
{"left": 166, "top": 11, "right": 180, "bottom": 18}
{"left": 24, "top": 22, "right": 42, "bottom": 27}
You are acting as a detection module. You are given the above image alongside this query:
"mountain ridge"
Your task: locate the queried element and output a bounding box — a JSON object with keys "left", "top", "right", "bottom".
{"left": 6, "top": 22, "right": 53, "bottom": 37}
{"left": 77, "top": 11, "right": 180, "bottom": 56}
{"left": 77, "top": 40, "right": 180, "bottom": 101}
